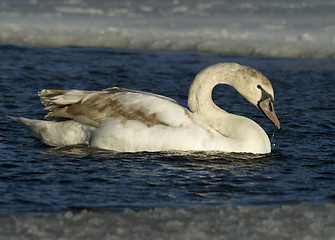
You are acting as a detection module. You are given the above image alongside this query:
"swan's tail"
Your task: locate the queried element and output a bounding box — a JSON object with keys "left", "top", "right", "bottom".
{"left": 8, "top": 116, "right": 94, "bottom": 147}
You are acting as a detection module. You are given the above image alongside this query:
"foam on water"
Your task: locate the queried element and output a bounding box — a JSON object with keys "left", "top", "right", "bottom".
{"left": 1, "top": 203, "right": 335, "bottom": 240}
{"left": 1, "top": 0, "right": 335, "bottom": 59}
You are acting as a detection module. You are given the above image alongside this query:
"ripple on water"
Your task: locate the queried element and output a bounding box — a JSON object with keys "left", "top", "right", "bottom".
{"left": 0, "top": 46, "right": 335, "bottom": 214}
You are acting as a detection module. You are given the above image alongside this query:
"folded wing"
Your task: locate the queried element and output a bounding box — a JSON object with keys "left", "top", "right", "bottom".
{"left": 39, "top": 87, "right": 191, "bottom": 128}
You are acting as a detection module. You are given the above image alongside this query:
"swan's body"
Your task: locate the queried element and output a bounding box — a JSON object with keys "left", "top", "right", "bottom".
{"left": 11, "top": 63, "right": 280, "bottom": 154}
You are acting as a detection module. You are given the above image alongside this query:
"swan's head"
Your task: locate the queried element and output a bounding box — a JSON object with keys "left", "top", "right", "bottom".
{"left": 189, "top": 63, "right": 280, "bottom": 130}
{"left": 228, "top": 63, "right": 281, "bottom": 130}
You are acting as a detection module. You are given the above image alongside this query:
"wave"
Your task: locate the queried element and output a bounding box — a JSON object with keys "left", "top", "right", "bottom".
{"left": 0, "top": 0, "right": 335, "bottom": 59}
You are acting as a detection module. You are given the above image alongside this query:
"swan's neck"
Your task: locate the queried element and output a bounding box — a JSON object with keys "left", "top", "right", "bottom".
{"left": 186, "top": 63, "right": 272, "bottom": 153}
{"left": 187, "top": 64, "right": 271, "bottom": 153}
{"left": 188, "top": 64, "right": 234, "bottom": 114}
{"left": 187, "top": 64, "right": 238, "bottom": 137}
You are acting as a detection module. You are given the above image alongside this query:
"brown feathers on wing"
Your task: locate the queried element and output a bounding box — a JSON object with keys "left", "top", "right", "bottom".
{"left": 38, "top": 88, "right": 170, "bottom": 127}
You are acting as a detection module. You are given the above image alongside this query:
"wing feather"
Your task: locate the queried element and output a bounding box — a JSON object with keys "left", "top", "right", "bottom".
{"left": 38, "top": 87, "right": 191, "bottom": 128}
{"left": 39, "top": 89, "right": 94, "bottom": 107}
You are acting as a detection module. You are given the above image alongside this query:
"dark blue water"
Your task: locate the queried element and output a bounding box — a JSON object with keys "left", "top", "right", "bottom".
{"left": 1, "top": 45, "right": 335, "bottom": 214}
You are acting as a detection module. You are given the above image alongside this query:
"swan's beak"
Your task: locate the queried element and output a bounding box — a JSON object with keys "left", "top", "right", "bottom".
{"left": 258, "top": 98, "right": 281, "bottom": 130}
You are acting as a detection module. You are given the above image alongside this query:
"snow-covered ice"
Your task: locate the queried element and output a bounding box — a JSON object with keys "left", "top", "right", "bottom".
{"left": 0, "top": 0, "right": 335, "bottom": 59}
{"left": 1, "top": 203, "right": 335, "bottom": 240}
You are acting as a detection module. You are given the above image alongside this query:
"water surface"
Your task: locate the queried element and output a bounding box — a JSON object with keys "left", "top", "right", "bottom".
{"left": 0, "top": 45, "right": 335, "bottom": 214}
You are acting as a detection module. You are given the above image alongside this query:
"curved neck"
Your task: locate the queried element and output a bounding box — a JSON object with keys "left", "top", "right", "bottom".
{"left": 186, "top": 63, "right": 272, "bottom": 153}
{"left": 188, "top": 64, "right": 234, "bottom": 113}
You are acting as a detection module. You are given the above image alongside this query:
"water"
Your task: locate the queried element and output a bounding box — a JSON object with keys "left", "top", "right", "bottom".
{"left": 1, "top": 45, "right": 335, "bottom": 215}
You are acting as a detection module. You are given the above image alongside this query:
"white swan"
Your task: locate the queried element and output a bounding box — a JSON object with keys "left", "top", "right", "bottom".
{"left": 11, "top": 63, "right": 280, "bottom": 154}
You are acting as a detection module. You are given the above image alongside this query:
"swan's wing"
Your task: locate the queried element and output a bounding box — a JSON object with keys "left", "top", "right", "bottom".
{"left": 39, "top": 87, "right": 191, "bottom": 127}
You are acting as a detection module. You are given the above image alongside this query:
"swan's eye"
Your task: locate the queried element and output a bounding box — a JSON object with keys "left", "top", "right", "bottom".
{"left": 257, "top": 85, "right": 262, "bottom": 89}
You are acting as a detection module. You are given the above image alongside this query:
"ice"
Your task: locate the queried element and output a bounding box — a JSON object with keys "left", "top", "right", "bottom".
{"left": 1, "top": 203, "right": 335, "bottom": 240}
{"left": 0, "top": 0, "right": 335, "bottom": 59}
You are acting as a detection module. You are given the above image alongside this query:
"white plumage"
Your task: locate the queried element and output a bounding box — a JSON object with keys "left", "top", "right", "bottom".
{"left": 10, "top": 63, "right": 280, "bottom": 154}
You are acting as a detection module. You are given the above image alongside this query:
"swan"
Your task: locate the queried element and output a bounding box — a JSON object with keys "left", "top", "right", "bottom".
{"left": 10, "top": 63, "right": 280, "bottom": 154}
